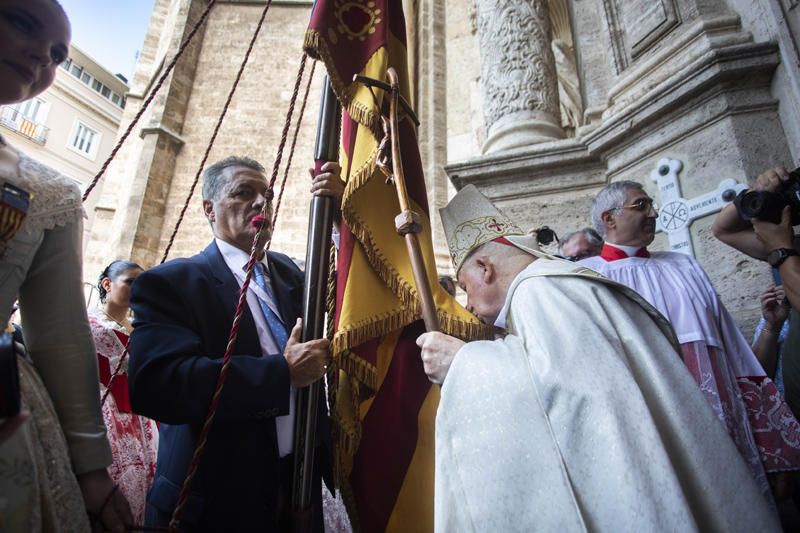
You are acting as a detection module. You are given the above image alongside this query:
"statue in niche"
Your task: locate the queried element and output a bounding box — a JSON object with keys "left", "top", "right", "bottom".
{"left": 548, "top": 0, "right": 583, "bottom": 135}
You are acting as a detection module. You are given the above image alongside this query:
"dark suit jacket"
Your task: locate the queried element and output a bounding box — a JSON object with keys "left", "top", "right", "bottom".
{"left": 128, "top": 241, "right": 329, "bottom": 531}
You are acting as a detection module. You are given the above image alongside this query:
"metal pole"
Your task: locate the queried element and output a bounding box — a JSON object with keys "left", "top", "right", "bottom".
{"left": 292, "top": 75, "right": 341, "bottom": 525}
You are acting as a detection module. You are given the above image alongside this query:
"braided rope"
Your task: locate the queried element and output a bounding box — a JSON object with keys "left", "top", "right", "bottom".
{"left": 93, "top": 1, "right": 220, "bottom": 416}
{"left": 160, "top": 1, "right": 275, "bottom": 264}
{"left": 169, "top": 50, "right": 312, "bottom": 533}
{"left": 81, "top": 0, "right": 218, "bottom": 203}
{"left": 325, "top": 238, "right": 337, "bottom": 423}
{"left": 267, "top": 55, "right": 306, "bottom": 194}
{"left": 270, "top": 58, "right": 316, "bottom": 234}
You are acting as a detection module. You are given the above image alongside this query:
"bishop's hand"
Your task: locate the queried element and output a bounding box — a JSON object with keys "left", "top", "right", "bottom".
{"left": 416, "top": 331, "right": 465, "bottom": 385}
{"left": 284, "top": 318, "right": 331, "bottom": 387}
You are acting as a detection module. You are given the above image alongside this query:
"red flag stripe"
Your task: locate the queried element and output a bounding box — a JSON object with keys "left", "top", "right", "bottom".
{"left": 349, "top": 321, "right": 430, "bottom": 532}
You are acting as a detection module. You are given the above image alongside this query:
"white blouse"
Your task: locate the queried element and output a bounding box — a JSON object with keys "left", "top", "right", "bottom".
{"left": 0, "top": 147, "right": 111, "bottom": 475}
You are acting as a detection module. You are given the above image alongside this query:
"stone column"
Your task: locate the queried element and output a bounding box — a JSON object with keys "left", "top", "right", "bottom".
{"left": 476, "top": 0, "right": 564, "bottom": 153}
{"left": 412, "top": 0, "right": 453, "bottom": 271}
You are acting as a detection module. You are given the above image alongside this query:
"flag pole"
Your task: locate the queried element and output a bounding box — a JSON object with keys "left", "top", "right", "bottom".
{"left": 292, "top": 74, "right": 341, "bottom": 526}
{"left": 353, "top": 68, "right": 438, "bottom": 332}
{"left": 385, "top": 67, "right": 439, "bottom": 332}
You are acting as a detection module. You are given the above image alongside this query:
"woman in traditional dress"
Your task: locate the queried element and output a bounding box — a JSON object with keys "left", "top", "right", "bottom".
{"left": 89, "top": 260, "right": 158, "bottom": 525}
{"left": 0, "top": 1, "right": 132, "bottom": 530}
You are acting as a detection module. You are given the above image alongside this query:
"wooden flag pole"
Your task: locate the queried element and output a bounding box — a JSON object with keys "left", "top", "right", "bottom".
{"left": 356, "top": 67, "right": 439, "bottom": 332}
{"left": 386, "top": 68, "right": 440, "bottom": 332}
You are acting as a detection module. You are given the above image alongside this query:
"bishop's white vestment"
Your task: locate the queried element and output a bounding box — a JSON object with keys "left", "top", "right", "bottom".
{"left": 435, "top": 258, "right": 780, "bottom": 532}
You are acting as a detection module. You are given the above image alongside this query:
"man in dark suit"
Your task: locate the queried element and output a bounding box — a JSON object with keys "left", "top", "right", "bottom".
{"left": 128, "top": 155, "right": 342, "bottom": 531}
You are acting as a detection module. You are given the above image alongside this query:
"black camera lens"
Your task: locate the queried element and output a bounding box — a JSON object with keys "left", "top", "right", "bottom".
{"left": 738, "top": 191, "right": 767, "bottom": 217}
{"left": 535, "top": 226, "right": 557, "bottom": 246}
{"left": 734, "top": 190, "right": 787, "bottom": 224}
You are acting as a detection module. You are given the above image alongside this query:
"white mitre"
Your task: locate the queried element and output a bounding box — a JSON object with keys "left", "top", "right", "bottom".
{"left": 438, "top": 184, "right": 551, "bottom": 274}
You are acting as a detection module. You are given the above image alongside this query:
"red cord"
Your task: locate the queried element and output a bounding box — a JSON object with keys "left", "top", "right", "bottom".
{"left": 81, "top": 0, "right": 218, "bottom": 203}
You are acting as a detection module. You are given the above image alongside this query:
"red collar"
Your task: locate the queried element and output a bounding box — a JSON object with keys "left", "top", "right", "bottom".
{"left": 600, "top": 243, "right": 650, "bottom": 262}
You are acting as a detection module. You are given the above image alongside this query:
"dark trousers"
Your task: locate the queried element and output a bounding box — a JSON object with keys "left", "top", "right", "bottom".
{"left": 144, "top": 455, "right": 325, "bottom": 532}
{"left": 276, "top": 454, "right": 324, "bottom": 533}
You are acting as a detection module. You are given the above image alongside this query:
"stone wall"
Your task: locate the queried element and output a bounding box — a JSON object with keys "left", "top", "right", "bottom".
{"left": 152, "top": 1, "right": 320, "bottom": 265}
{"left": 86, "top": 0, "right": 800, "bottom": 337}
{"left": 442, "top": 0, "right": 800, "bottom": 336}
{"left": 85, "top": 0, "right": 321, "bottom": 282}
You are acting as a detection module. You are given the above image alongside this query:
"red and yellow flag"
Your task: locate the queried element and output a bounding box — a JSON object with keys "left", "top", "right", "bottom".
{"left": 305, "top": 2, "right": 485, "bottom": 531}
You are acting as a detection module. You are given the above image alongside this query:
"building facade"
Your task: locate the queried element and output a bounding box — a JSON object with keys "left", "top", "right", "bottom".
{"left": 90, "top": 0, "right": 800, "bottom": 335}
{"left": 1, "top": 43, "right": 128, "bottom": 250}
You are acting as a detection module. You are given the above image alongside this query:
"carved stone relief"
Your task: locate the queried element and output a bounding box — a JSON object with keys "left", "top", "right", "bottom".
{"left": 476, "top": 0, "right": 563, "bottom": 152}
{"left": 548, "top": 0, "right": 583, "bottom": 134}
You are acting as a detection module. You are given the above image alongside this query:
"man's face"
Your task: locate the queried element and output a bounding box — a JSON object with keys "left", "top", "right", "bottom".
{"left": 605, "top": 188, "right": 658, "bottom": 247}
{"left": 204, "top": 166, "right": 273, "bottom": 252}
{"left": 457, "top": 258, "right": 506, "bottom": 325}
{"left": 562, "top": 233, "right": 600, "bottom": 260}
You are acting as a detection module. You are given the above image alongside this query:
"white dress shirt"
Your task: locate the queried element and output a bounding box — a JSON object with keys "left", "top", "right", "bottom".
{"left": 216, "top": 238, "right": 296, "bottom": 457}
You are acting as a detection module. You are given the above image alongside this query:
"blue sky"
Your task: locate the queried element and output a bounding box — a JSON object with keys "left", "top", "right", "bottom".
{"left": 59, "top": 0, "right": 156, "bottom": 81}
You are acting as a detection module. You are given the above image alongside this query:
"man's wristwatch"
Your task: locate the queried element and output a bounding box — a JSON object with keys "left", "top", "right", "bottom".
{"left": 767, "top": 248, "right": 799, "bottom": 268}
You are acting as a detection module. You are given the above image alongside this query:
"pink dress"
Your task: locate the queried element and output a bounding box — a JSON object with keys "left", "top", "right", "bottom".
{"left": 88, "top": 309, "right": 158, "bottom": 524}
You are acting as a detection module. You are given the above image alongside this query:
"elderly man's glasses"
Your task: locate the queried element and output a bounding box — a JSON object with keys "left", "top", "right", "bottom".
{"left": 618, "top": 198, "right": 657, "bottom": 212}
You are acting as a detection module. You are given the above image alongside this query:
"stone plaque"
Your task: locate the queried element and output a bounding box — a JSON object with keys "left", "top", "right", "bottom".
{"left": 603, "top": 0, "right": 680, "bottom": 69}
{"left": 621, "top": 0, "right": 679, "bottom": 58}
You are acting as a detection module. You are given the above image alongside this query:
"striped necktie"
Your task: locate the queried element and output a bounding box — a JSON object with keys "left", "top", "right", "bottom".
{"left": 252, "top": 262, "right": 289, "bottom": 352}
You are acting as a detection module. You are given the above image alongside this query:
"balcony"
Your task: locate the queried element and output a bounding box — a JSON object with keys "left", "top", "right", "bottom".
{"left": 0, "top": 107, "right": 49, "bottom": 145}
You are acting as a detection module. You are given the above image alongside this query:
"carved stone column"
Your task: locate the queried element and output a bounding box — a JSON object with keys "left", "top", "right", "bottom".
{"left": 477, "top": 0, "right": 564, "bottom": 153}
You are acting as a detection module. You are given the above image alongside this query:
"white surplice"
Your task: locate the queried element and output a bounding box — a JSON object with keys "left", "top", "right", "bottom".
{"left": 580, "top": 251, "right": 800, "bottom": 492}
{"left": 435, "top": 257, "right": 779, "bottom": 532}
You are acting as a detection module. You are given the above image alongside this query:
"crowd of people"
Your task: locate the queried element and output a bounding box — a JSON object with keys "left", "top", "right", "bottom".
{"left": 2, "top": 0, "right": 800, "bottom": 532}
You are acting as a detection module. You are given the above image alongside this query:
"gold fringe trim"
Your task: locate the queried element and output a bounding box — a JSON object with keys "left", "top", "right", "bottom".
{"left": 336, "top": 349, "right": 378, "bottom": 391}
{"left": 342, "top": 207, "right": 492, "bottom": 338}
{"left": 336, "top": 440, "right": 362, "bottom": 533}
{"left": 333, "top": 308, "right": 415, "bottom": 357}
{"left": 307, "top": 28, "right": 492, "bottom": 533}
{"left": 335, "top": 415, "right": 362, "bottom": 457}
{"left": 303, "top": 30, "right": 383, "bottom": 136}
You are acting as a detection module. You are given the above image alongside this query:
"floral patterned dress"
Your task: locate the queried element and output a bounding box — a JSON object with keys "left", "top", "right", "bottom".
{"left": 88, "top": 309, "right": 158, "bottom": 524}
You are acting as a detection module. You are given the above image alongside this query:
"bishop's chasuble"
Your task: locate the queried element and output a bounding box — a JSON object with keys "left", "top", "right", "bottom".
{"left": 435, "top": 257, "right": 780, "bottom": 532}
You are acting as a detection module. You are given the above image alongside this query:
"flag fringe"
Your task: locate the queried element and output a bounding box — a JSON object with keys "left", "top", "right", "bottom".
{"left": 306, "top": 30, "right": 490, "bottom": 348}
{"left": 336, "top": 348, "right": 378, "bottom": 391}
{"left": 304, "top": 30, "right": 382, "bottom": 135}
{"left": 307, "top": 26, "right": 490, "bottom": 533}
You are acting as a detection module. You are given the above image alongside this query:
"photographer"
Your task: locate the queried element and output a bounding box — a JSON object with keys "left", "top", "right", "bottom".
{"left": 712, "top": 166, "right": 800, "bottom": 416}
{"left": 713, "top": 167, "right": 799, "bottom": 305}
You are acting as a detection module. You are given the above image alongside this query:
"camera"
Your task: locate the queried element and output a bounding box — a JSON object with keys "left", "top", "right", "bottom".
{"left": 533, "top": 226, "right": 558, "bottom": 247}
{"left": 734, "top": 167, "right": 800, "bottom": 225}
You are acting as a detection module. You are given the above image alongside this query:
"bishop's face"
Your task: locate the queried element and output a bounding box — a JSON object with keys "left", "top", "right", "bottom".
{"left": 604, "top": 188, "right": 658, "bottom": 248}
{"left": 457, "top": 258, "right": 506, "bottom": 325}
{"left": 204, "top": 166, "right": 274, "bottom": 253}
